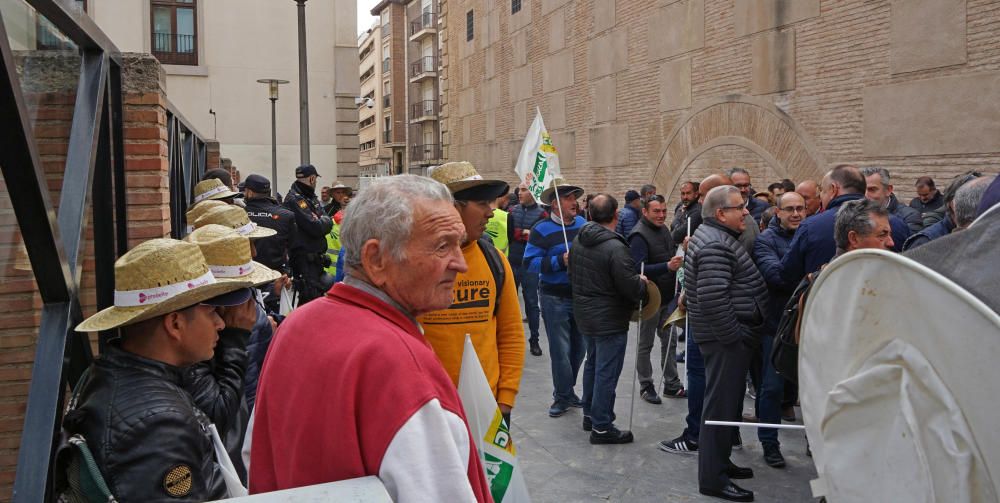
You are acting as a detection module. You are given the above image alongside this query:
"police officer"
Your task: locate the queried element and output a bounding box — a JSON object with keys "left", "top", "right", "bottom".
{"left": 243, "top": 174, "right": 296, "bottom": 312}
{"left": 283, "top": 164, "right": 333, "bottom": 305}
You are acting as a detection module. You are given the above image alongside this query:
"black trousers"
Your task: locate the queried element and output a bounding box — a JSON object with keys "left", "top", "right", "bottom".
{"left": 698, "top": 339, "right": 754, "bottom": 490}
{"left": 290, "top": 253, "right": 325, "bottom": 305}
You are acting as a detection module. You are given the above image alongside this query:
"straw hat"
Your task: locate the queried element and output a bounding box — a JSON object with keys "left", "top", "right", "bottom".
{"left": 193, "top": 205, "right": 277, "bottom": 239}
{"left": 630, "top": 281, "right": 662, "bottom": 322}
{"left": 662, "top": 306, "right": 686, "bottom": 329}
{"left": 540, "top": 177, "right": 584, "bottom": 205}
{"left": 186, "top": 225, "right": 281, "bottom": 287}
{"left": 76, "top": 239, "right": 253, "bottom": 332}
{"left": 185, "top": 199, "right": 227, "bottom": 233}
{"left": 429, "top": 161, "right": 509, "bottom": 201}
{"left": 192, "top": 178, "right": 239, "bottom": 205}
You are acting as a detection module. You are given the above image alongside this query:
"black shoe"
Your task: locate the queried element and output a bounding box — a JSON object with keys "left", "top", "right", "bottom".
{"left": 641, "top": 385, "right": 662, "bottom": 404}
{"left": 676, "top": 350, "right": 686, "bottom": 363}
{"left": 763, "top": 444, "right": 786, "bottom": 468}
{"left": 726, "top": 463, "right": 754, "bottom": 479}
{"left": 548, "top": 400, "right": 570, "bottom": 417}
{"left": 529, "top": 340, "right": 543, "bottom": 356}
{"left": 582, "top": 416, "right": 592, "bottom": 431}
{"left": 590, "top": 426, "right": 634, "bottom": 445}
{"left": 700, "top": 482, "right": 754, "bottom": 502}
{"left": 781, "top": 405, "right": 796, "bottom": 422}
{"left": 663, "top": 387, "right": 687, "bottom": 399}
{"left": 658, "top": 435, "right": 698, "bottom": 455}
{"left": 732, "top": 431, "right": 743, "bottom": 451}
{"left": 569, "top": 395, "right": 583, "bottom": 408}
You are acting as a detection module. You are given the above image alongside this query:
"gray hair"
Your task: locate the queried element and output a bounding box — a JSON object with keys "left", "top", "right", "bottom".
{"left": 341, "top": 175, "right": 453, "bottom": 272}
{"left": 953, "top": 175, "right": 995, "bottom": 228}
{"left": 834, "top": 199, "right": 888, "bottom": 250}
{"left": 702, "top": 185, "right": 742, "bottom": 219}
{"left": 727, "top": 167, "right": 750, "bottom": 179}
{"left": 861, "top": 166, "right": 891, "bottom": 187}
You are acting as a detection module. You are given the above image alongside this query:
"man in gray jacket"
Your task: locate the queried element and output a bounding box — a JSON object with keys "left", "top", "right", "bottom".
{"left": 686, "top": 185, "right": 769, "bottom": 502}
{"left": 569, "top": 194, "right": 649, "bottom": 445}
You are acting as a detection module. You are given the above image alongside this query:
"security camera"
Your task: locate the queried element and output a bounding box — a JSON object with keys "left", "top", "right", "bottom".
{"left": 355, "top": 97, "right": 375, "bottom": 109}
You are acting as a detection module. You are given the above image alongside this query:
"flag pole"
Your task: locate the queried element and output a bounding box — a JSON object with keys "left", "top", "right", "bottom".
{"left": 551, "top": 183, "right": 571, "bottom": 251}
{"left": 628, "top": 262, "right": 645, "bottom": 433}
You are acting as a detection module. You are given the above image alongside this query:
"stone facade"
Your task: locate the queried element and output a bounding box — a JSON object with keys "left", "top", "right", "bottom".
{"left": 441, "top": 0, "right": 1000, "bottom": 213}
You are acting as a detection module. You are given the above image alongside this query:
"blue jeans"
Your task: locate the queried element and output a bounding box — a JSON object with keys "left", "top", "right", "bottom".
{"left": 755, "top": 335, "right": 785, "bottom": 446}
{"left": 582, "top": 334, "right": 629, "bottom": 431}
{"left": 683, "top": 326, "right": 706, "bottom": 442}
{"left": 540, "top": 293, "right": 586, "bottom": 403}
{"left": 512, "top": 264, "right": 541, "bottom": 342}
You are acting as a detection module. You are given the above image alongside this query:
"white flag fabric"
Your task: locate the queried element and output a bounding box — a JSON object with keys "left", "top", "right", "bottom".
{"left": 515, "top": 109, "right": 561, "bottom": 203}
{"left": 457, "top": 336, "right": 531, "bottom": 503}
{"left": 798, "top": 249, "right": 1000, "bottom": 503}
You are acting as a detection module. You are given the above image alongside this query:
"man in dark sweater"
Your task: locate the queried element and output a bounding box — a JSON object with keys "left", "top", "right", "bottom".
{"left": 629, "top": 195, "right": 684, "bottom": 403}
{"left": 508, "top": 183, "right": 549, "bottom": 356}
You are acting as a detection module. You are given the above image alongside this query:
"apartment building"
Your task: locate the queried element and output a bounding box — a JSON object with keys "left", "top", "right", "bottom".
{"left": 357, "top": 10, "right": 408, "bottom": 177}
{"left": 54, "top": 0, "right": 360, "bottom": 189}
{"left": 441, "top": 0, "right": 1000, "bottom": 211}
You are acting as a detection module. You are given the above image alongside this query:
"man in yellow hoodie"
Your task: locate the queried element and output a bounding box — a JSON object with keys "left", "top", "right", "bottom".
{"left": 421, "top": 162, "right": 526, "bottom": 424}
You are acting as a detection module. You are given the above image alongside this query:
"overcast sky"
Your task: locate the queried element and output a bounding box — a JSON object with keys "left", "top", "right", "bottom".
{"left": 357, "top": 0, "right": 381, "bottom": 35}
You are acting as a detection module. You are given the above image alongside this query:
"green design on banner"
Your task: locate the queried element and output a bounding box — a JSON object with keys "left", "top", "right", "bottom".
{"left": 483, "top": 452, "right": 513, "bottom": 501}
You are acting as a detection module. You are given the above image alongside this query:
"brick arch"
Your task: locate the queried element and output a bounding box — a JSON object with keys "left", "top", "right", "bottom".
{"left": 651, "top": 94, "right": 826, "bottom": 206}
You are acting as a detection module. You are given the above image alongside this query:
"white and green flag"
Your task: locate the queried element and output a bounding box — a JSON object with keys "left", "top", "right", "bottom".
{"left": 457, "top": 336, "right": 531, "bottom": 503}
{"left": 515, "top": 109, "right": 561, "bottom": 203}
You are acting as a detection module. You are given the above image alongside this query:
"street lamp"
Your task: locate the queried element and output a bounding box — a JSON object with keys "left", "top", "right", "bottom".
{"left": 257, "top": 78, "right": 290, "bottom": 198}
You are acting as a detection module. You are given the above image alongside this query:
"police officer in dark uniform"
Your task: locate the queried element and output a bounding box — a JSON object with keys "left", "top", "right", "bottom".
{"left": 242, "top": 174, "right": 296, "bottom": 312}
{"left": 283, "top": 164, "right": 333, "bottom": 305}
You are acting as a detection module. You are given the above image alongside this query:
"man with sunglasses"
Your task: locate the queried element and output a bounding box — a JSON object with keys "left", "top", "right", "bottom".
{"left": 751, "top": 191, "right": 807, "bottom": 470}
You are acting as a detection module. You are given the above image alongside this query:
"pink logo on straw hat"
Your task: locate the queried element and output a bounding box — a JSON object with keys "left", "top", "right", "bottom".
{"left": 239, "top": 265, "right": 250, "bottom": 275}
{"left": 187, "top": 277, "right": 211, "bottom": 289}
{"left": 138, "top": 290, "right": 170, "bottom": 304}
{"left": 138, "top": 292, "right": 147, "bottom": 304}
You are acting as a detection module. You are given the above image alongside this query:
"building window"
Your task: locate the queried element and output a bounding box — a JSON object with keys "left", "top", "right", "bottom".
{"left": 37, "top": 0, "right": 86, "bottom": 49}
{"left": 151, "top": 0, "right": 198, "bottom": 65}
{"left": 466, "top": 10, "right": 474, "bottom": 42}
{"left": 512, "top": 0, "right": 521, "bottom": 14}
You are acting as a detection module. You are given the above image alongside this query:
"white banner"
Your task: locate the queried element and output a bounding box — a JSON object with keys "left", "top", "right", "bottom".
{"left": 514, "top": 109, "right": 561, "bottom": 203}
{"left": 457, "top": 336, "right": 531, "bottom": 503}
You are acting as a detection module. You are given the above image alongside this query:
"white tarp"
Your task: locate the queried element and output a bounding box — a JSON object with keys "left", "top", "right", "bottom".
{"left": 457, "top": 336, "right": 531, "bottom": 503}
{"left": 798, "top": 249, "right": 1000, "bottom": 503}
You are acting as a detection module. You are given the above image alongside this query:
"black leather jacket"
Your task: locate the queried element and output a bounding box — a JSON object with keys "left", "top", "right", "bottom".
{"left": 63, "top": 345, "right": 228, "bottom": 502}
{"left": 283, "top": 181, "right": 333, "bottom": 255}
{"left": 245, "top": 196, "right": 296, "bottom": 274}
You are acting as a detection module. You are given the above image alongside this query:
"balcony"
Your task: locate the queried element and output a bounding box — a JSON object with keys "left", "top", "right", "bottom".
{"left": 409, "top": 12, "right": 437, "bottom": 42}
{"left": 410, "top": 143, "right": 441, "bottom": 162}
{"left": 410, "top": 56, "right": 437, "bottom": 83}
{"left": 360, "top": 65, "right": 375, "bottom": 85}
{"left": 382, "top": 22, "right": 391, "bottom": 38}
{"left": 410, "top": 100, "right": 438, "bottom": 123}
{"left": 152, "top": 32, "right": 197, "bottom": 66}
{"left": 383, "top": 94, "right": 392, "bottom": 108}
{"left": 382, "top": 58, "right": 391, "bottom": 73}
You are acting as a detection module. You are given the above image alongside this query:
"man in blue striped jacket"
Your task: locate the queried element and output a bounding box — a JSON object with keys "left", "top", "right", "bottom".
{"left": 524, "top": 180, "right": 587, "bottom": 418}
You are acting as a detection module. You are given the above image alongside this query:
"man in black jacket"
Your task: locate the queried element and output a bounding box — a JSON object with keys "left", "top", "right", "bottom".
{"left": 243, "top": 174, "right": 295, "bottom": 311}
{"left": 630, "top": 195, "right": 684, "bottom": 403}
{"left": 283, "top": 164, "right": 333, "bottom": 305}
{"left": 687, "top": 185, "right": 769, "bottom": 502}
{"left": 65, "top": 239, "right": 254, "bottom": 501}
{"left": 671, "top": 181, "right": 702, "bottom": 244}
{"left": 569, "top": 194, "right": 649, "bottom": 445}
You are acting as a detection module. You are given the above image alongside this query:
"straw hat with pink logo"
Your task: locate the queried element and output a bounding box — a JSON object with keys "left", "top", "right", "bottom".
{"left": 193, "top": 205, "right": 276, "bottom": 239}
{"left": 75, "top": 239, "right": 253, "bottom": 332}
{"left": 185, "top": 224, "right": 281, "bottom": 287}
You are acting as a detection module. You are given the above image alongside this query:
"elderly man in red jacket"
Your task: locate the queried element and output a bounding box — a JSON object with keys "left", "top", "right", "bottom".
{"left": 249, "top": 175, "right": 492, "bottom": 502}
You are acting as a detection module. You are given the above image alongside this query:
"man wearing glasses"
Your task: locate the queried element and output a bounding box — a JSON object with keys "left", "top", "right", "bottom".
{"left": 729, "top": 167, "right": 769, "bottom": 225}
{"left": 685, "top": 185, "right": 769, "bottom": 502}
{"left": 751, "top": 191, "right": 807, "bottom": 470}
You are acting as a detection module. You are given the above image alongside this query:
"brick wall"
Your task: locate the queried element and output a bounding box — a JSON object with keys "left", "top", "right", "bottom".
{"left": 0, "top": 54, "right": 174, "bottom": 500}
{"left": 442, "top": 0, "right": 1000, "bottom": 215}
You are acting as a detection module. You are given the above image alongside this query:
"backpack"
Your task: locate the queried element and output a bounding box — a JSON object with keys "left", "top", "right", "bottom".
{"left": 477, "top": 237, "right": 506, "bottom": 317}
{"left": 770, "top": 272, "right": 816, "bottom": 383}
{"left": 55, "top": 367, "right": 118, "bottom": 502}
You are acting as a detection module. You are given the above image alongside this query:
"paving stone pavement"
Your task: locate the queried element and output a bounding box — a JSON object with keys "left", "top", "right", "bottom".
{"left": 510, "top": 319, "right": 817, "bottom": 503}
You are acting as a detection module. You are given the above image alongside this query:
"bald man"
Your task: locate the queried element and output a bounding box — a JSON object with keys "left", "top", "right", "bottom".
{"left": 796, "top": 180, "right": 821, "bottom": 217}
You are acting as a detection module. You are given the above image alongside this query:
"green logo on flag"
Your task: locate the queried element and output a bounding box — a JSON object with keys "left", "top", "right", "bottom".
{"left": 483, "top": 452, "right": 514, "bottom": 501}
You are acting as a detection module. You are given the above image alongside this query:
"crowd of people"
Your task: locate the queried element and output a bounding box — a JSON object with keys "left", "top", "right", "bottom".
{"left": 56, "top": 159, "right": 998, "bottom": 502}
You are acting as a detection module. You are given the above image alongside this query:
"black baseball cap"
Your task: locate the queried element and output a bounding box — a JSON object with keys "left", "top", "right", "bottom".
{"left": 296, "top": 164, "right": 320, "bottom": 178}
{"left": 242, "top": 174, "right": 271, "bottom": 193}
